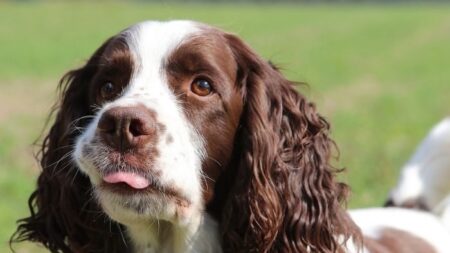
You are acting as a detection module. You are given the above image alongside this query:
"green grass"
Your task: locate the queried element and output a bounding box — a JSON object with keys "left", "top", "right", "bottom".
{"left": 1, "top": 2, "right": 450, "bottom": 252}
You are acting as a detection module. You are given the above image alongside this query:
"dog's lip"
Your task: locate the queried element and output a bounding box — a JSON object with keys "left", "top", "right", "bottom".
{"left": 103, "top": 171, "right": 150, "bottom": 189}
{"left": 98, "top": 172, "right": 191, "bottom": 206}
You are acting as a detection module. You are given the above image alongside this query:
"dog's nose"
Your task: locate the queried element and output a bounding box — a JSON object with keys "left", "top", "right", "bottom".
{"left": 97, "top": 106, "right": 156, "bottom": 151}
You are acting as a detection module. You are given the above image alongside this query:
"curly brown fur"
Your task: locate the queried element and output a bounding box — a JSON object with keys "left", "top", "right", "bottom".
{"left": 209, "top": 33, "right": 361, "bottom": 253}
{"left": 11, "top": 37, "right": 132, "bottom": 253}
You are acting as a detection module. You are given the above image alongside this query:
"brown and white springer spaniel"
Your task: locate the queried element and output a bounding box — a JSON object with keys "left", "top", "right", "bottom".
{"left": 12, "top": 20, "right": 450, "bottom": 253}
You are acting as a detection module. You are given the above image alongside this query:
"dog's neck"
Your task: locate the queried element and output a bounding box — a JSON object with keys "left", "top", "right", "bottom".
{"left": 126, "top": 213, "right": 222, "bottom": 253}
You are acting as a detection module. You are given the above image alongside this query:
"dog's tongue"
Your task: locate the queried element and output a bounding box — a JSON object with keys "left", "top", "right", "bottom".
{"left": 103, "top": 172, "right": 150, "bottom": 189}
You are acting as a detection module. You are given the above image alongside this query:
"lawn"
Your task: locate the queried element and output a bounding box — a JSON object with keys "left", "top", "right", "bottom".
{"left": 1, "top": 2, "right": 450, "bottom": 252}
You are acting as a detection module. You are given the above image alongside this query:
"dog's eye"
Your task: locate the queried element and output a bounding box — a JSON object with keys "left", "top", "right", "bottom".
{"left": 191, "top": 78, "right": 212, "bottom": 97}
{"left": 100, "top": 81, "right": 117, "bottom": 101}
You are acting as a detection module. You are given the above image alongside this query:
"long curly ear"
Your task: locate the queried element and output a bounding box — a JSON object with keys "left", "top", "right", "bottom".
{"left": 218, "top": 34, "right": 361, "bottom": 253}
{"left": 11, "top": 38, "right": 130, "bottom": 253}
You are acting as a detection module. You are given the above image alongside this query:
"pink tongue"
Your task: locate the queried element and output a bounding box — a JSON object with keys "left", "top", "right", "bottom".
{"left": 103, "top": 172, "right": 150, "bottom": 189}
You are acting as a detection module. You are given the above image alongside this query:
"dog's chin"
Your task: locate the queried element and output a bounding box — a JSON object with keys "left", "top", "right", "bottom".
{"left": 94, "top": 183, "right": 196, "bottom": 227}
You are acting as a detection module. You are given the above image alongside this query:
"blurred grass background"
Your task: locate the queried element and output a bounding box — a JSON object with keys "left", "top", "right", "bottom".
{"left": 1, "top": 2, "right": 450, "bottom": 252}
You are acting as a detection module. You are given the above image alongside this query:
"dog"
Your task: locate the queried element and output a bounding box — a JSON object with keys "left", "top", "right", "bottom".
{"left": 12, "top": 20, "right": 450, "bottom": 253}
{"left": 386, "top": 117, "right": 450, "bottom": 229}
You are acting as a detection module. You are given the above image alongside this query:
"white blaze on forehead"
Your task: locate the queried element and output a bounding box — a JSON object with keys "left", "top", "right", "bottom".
{"left": 121, "top": 20, "right": 202, "bottom": 124}
{"left": 125, "top": 20, "right": 201, "bottom": 80}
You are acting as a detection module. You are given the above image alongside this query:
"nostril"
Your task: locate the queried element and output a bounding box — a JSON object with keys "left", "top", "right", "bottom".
{"left": 98, "top": 113, "right": 117, "bottom": 135}
{"left": 129, "top": 118, "right": 148, "bottom": 137}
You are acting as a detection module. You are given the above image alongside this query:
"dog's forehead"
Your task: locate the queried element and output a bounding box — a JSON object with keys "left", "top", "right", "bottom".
{"left": 123, "top": 20, "right": 202, "bottom": 70}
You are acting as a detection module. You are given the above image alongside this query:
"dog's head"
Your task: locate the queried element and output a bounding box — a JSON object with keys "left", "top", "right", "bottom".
{"left": 14, "top": 21, "right": 359, "bottom": 253}
{"left": 72, "top": 21, "right": 243, "bottom": 227}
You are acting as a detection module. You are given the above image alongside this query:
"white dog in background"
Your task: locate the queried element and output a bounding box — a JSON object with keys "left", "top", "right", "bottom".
{"left": 386, "top": 117, "right": 450, "bottom": 228}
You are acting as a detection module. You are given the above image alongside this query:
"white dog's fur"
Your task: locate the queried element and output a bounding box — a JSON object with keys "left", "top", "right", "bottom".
{"left": 388, "top": 117, "right": 450, "bottom": 227}
{"left": 349, "top": 208, "right": 450, "bottom": 253}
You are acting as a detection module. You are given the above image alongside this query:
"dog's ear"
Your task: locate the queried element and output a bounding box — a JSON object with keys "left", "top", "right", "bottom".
{"left": 11, "top": 37, "right": 131, "bottom": 253}
{"left": 216, "top": 33, "right": 361, "bottom": 253}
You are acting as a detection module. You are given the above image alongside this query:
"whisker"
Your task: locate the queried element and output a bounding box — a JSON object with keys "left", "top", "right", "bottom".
{"left": 46, "top": 150, "right": 74, "bottom": 174}
{"left": 117, "top": 223, "right": 128, "bottom": 247}
{"left": 50, "top": 156, "right": 75, "bottom": 178}
{"left": 69, "top": 115, "right": 96, "bottom": 126}
{"left": 206, "top": 156, "right": 223, "bottom": 169}
{"left": 42, "top": 143, "right": 76, "bottom": 157}
{"left": 70, "top": 167, "right": 81, "bottom": 186}
{"left": 71, "top": 126, "right": 87, "bottom": 134}
{"left": 90, "top": 104, "right": 102, "bottom": 111}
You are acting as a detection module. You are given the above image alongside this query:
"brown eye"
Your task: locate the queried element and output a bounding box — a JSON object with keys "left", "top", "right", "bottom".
{"left": 191, "top": 78, "right": 212, "bottom": 96}
{"left": 100, "top": 81, "right": 116, "bottom": 100}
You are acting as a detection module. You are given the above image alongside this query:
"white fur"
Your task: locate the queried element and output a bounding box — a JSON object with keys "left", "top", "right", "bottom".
{"left": 349, "top": 207, "right": 450, "bottom": 253}
{"left": 73, "top": 21, "right": 221, "bottom": 253}
{"left": 343, "top": 238, "right": 368, "bottom": 253}
{"left": 126, "top": 213, "right": 221, "bottom": 253}
{"left": 436, "top": 195, "right": 450, "bottom": 229}
{"left": 388, "top": 117, "right": 450, "bottom": 224}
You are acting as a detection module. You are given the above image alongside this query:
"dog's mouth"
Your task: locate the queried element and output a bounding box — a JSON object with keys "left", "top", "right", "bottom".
{"left": 100, "top": 171, "right": 159, "bottom": 194}
{"left": 78, "top": 142, "right": 193, "bottom": 209}
{"left": 103, "top": 171, "right": 150, "bottom": 189}
{"left": 98, "top": 171, "right": 191, "bottom": 207}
